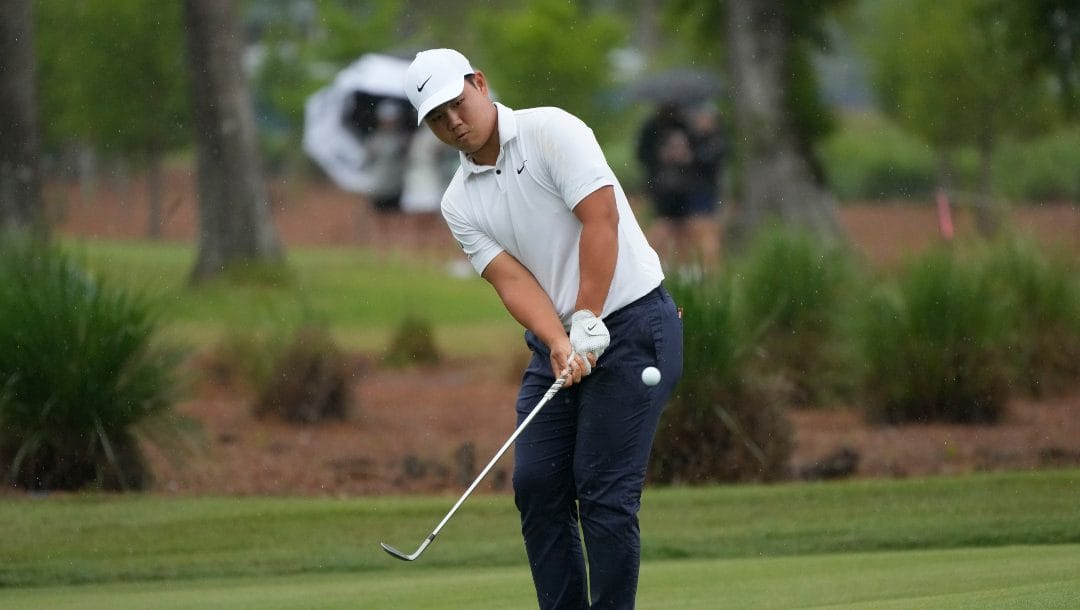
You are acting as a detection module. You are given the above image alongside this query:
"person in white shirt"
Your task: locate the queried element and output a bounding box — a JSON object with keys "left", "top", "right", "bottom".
{"left": 405, "top": 48, "right": 683, "bottom": 609}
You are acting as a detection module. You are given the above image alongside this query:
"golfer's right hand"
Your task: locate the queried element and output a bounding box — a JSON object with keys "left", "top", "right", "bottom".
{"left": 550, "top": 343, "right": 595, "bottom": 388}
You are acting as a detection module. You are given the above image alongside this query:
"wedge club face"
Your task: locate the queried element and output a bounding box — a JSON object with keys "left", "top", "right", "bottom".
{"left": 380, "top": 535, "right": 432, "bottom": 561}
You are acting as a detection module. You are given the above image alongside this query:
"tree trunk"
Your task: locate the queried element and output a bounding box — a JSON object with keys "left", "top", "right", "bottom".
{"left": 724, "top": 0, "right": 842, "bottom": 250}
{"left": 0, "top": 0, "right": 44, "bottom": 237}
{"left": 182, "top": 0, "right": 282, "bottom": 282}
{"left": 636, "top": 0, "right": 662, "bottom": 62}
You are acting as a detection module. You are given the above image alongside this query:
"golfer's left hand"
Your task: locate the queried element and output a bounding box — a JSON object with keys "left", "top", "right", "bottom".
{"left": 569, "top": 309, "right": 610, "bottom": 375}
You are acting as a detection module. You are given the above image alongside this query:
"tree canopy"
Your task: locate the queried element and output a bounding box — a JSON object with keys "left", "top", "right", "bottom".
{"left": 863, "top": 0, "right": 1061, "bottom": 156}
{"left": 35, "top": 0, "right": 190, "bottom": 162}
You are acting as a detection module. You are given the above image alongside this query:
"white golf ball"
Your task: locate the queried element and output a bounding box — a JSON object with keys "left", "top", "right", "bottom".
{"left": 641, "top": 366, "right": 661, "bottom": 386}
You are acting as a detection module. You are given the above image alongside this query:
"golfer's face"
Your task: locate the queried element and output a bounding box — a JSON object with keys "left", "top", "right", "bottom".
{"left": 423, "top": 75, "right": 496, "bottom": 157}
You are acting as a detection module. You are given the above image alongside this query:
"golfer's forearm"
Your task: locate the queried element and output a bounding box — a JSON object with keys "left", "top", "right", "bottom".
{"left": 503, "top": 287, "right": 567, "bottom": 348}
{"left": 483, "top": 254, "right": 567, "bottom": 349}
{"left": 574, "top": 188, "right": 618, "bottom": 316}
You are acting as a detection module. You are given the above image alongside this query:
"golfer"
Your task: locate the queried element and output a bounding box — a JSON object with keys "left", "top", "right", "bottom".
{"left": 406, "top": 48, "right": 683, "bottom": 609}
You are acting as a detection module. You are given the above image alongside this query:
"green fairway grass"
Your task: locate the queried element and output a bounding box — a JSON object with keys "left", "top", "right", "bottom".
{"left": 2, "top": 470, "right": 1078, "bottom": 592}
{"left": 3, "top": 545, "right": 1077, "bottom": 609}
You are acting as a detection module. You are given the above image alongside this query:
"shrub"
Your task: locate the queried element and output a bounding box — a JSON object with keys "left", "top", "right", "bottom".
{"left": 856, "top": 248, "right": 1012, "bottom": 424}
{"left": 981, "top": 236, "right": 1080, "bottom": 397}
{"left": 205, "top": 328, "right": 288, "bottom": 392}
{"left": 822, "top": 117, "right": 1080, "bottom": 204}
{"left": 253, "top": 325, "right": 352, "bottom": 424}
{"left": 649, "top": 276, "right": 792, "bottom": 484}
{"left": 819, "top": 115, "right": 936, "bottom": 201}
{"left": 994, "top": 128, "right": 1080, "bottom": 202}
{"left": 0, "top": 239, "right": 184, "bottom": 491}
{"left": 384, "top": 315, "right": 441, "bottom": 367}
{"left": 731, "top": 226, "right": 864, "bottom": 406}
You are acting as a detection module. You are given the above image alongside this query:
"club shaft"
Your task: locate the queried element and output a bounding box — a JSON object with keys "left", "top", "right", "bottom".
{"left": 422, "top": 373, "right": 568, "bottom": 546}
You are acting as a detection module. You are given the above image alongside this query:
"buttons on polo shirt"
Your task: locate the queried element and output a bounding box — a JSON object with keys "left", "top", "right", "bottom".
{"left": 496, "top": 169, "right": 501, "bottom": 174}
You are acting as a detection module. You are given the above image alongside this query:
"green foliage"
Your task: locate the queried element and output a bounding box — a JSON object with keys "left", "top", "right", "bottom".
{"left": 205, "top": 328, "right": 290, "bottom": 392}
{"left": 980, "top": 237, "right": 1080, "bottom": 397}
{"left": 650, "top": 276, "right": 792, "bottom": 484}
{"left": 994, "top": 127, "right": 1080, "bottom": 202}
{"left": 306, "top": 0, "right": 404, "bottom": 66}
{"left": 823, "top": 114, "right": 1080, "bottom": 203}
{"left": 987, "top": 0, "right": 1080, "bottom": 119}
{"left": 473, "top": 0, "right": 626, "bottom": 137}
{"left": 857, "top": 248, "right": 1012, "bottom": 424}
{"left": 34, "top": 0, "right": 190, "bottom": 159}
{"left": 250, "top": 0, "right": 405, "bottom": 129}
{"left": 0, "top": 239, "right": 184, "bottom": 490}
{"left": 732, "top": 226, "right": 864, "bottom": 405}
{"left": 671, "top": 276, "right": 745, "bottom": 395}
{"left": 254, "top": 325, "right": 351, "bottom": 423}
{"left": 862, "top": 0, "right": 1060, "bottom": 155}
{"left": 384, "top": 316, "right": 442, "bottom": 367}
{"left": 819, "top": 114, "right": 937, "bottom": 201}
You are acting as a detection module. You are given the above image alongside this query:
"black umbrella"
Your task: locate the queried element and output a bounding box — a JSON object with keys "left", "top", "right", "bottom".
{"left": 623, "top": 68, "right": 723, "bottom": 105}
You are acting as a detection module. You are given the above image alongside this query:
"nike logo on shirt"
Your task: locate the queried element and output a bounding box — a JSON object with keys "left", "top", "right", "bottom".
{"left": 517, "top": 160, "right": 527, "bottom": 174}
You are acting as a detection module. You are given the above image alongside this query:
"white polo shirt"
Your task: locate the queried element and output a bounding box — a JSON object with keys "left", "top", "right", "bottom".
{"left": 441, "top": 103, "right": 664, "bottom": 326}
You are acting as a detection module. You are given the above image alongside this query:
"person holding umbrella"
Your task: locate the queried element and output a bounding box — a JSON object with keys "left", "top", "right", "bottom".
{"left": 635, "top": 100, "right": 725, "bottom": 279}
{"left": 630, "top": 69, "right": 725, "bottom": 278}
{"left": 404, "top": 48, "right": 683, "bottom": 609}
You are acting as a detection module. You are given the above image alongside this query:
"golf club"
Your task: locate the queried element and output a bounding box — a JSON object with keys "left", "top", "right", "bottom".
{"left": 380, "top": 364, "right": 572, "bottom": 561}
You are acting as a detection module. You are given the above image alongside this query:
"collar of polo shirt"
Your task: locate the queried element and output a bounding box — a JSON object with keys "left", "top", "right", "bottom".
{"left": 462, "top": 103, "right": 519, "bottom": 173}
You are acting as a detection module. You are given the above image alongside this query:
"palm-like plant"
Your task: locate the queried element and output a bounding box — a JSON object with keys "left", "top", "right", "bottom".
{"left": 0, "top": 239, "right": 184, "bottom": 490}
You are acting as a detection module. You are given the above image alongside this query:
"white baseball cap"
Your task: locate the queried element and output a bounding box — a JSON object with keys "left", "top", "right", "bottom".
{"left": 405, "top": 49, "right": 476, "bottom": 126}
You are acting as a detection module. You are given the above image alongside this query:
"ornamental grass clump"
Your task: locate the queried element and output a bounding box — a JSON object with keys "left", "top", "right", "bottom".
{"left": 253, "top": 325, "right": 352, "bottom": 424}
{"left": 731, "top": 226, "right": 863, "bottom": 406}
{"left": 384, "top": 315, "right": 442, "bottom": 367}
{"left": 0, "top": 239, "right": 184, "bottom": 491}
{"left": 980, "top": 236, "right": 1080, "bottom": 398}
{"left": 857, "top": 248, "right": 1011, "bottom": 424}
{"left": 649, "top": 275, "right": 792, "bottom": 485}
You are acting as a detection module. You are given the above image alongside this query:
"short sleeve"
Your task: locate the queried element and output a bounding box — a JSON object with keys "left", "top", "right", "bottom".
{"left": 441, "top": 195, "right": 503, "bottom": 275}
{"left": 537, "top": 110, "right": 616, "bottom": 210}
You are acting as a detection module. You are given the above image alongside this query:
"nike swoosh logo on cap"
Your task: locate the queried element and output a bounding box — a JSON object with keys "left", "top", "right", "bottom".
{"left": 417, "top": 75, "right": 432, "bottom": 92}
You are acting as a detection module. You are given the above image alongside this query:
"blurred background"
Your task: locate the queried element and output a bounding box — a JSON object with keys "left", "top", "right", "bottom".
{"left": 4, "top": 0, "right": 1078, "bottom": 258}
{"left": 0, "top": 0, "right": 1078, "bottom": 496}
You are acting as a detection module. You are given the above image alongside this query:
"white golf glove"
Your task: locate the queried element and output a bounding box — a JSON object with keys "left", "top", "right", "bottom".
{"left": 569, "top": 309, "right": 610, "bottom": 375}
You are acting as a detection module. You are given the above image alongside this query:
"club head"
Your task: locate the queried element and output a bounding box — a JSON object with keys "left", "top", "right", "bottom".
{"left": 380, "top": 535, "right": 433, "bottom": 562}
{"left": 380, "top": 542, "right": 419, "bottom": 561}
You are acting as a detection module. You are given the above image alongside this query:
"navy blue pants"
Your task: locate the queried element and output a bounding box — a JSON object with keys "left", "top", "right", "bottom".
{"left": 514, "top": 286, "right": 683, "bottom": 609}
